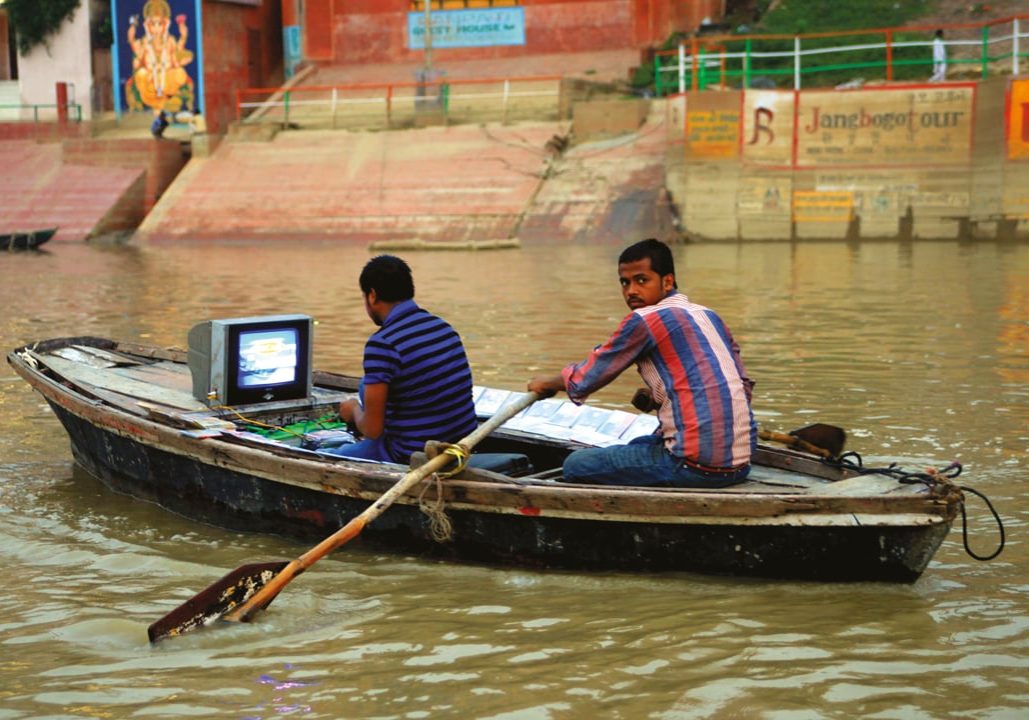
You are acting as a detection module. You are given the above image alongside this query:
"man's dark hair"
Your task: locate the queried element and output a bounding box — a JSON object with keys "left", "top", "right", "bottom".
{"left": 359, "top": 255, "right": 415, "bottom": 302}
{"left": 619, "top": 238, "right": 677, "bottom": 286}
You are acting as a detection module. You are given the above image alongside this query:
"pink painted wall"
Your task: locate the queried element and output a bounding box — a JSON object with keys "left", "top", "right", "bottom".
{"left": 305, "top": 0, "right": 724, "bottom": 66}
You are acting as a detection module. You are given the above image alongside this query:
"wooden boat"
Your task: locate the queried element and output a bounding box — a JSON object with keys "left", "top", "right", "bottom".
{"left": 1, "top": 227, "right": 56, "bottom": 251}
{"left": 6, "top": 335, "right": 966, "bottom": 582}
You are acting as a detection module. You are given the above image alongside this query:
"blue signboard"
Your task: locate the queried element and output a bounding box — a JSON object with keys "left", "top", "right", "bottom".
{"left": 408, "top": 7, "right": 526, "bottom": 49}
{"left": 111, "top": 0, "right": 203, "bottom": 120}
{"left": 284, "top": 25, "right": 301, "bottom": 79}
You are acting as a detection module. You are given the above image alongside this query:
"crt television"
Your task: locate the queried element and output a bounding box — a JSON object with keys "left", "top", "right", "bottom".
{"left": 187, "top": 314, "right": 313, "bottom": 407}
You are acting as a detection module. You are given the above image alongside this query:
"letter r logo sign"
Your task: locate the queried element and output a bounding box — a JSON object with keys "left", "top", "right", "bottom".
{"left": 748, "top": 107, "right": 775, "bottom": 145}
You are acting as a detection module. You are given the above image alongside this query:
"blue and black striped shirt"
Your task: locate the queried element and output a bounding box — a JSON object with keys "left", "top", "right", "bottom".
{"left": 363, "top": 299, "right": 478, "bottom": 463}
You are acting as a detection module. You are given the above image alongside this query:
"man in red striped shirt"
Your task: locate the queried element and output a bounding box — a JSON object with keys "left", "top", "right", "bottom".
{"left": 528, "top": 238, "right": 756, "bottom": 487}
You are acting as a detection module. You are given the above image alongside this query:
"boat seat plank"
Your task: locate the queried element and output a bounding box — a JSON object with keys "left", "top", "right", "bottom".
{"left": 70, "top": 345, "right": 144, "bottom": 367}
{"left": 113, "top": 361, "right": 195, "bottom": 393}
{"left": 816, "top": 474, "right": 914, "bottom": 496}
{"left": 34, "top": 352, "right": 207, "bottom": 411}
{"left": 50, "top": 346, "right": 118, "bottom": 369}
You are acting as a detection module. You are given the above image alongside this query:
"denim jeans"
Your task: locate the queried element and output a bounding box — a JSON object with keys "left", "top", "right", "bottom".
{"left": 323, "top": 436, "right": 393, "bottom": 462}
{"left": 322, "top": 379, "right": 395, "bottom": 462}
{"left": 562, "top": 434, "right": 750, "bottom": 488}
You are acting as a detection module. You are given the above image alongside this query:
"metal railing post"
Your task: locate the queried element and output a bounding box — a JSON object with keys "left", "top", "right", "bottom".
{"left": 503, "top": 79, "right": 510, "bottom": 123}
{"left": 794, "top": 36, "right": 801, "bottom": 90}
{"left": 678, "top": 43, "right": 686, "bottom": 94}
{"left": 331, "top": 87, "right": 338, "bottom": 128}
{"left": 1013, "top": 18, "right": 1020, "bottom": 76}
{"left": 691, "top": 36, "right": 699, "bottom": 91}
{"left": 744, "top": 38, "right": 751, "bottom": 89}
{"left": 284, "top": 91, "right": 290, "bottom": 127}
{"left": 885, "top": 30, "right": 893, "bottom": 81}
{"left": 981, "top": 25, "right": 989, "bottom": 78}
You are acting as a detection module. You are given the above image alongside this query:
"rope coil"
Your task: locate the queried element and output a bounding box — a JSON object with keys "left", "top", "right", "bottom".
{"left": 417, "top": 473, "right": 454, "bottom": 543}
{"left": 829, "top": 453, "right": 1005, "bottom": 562}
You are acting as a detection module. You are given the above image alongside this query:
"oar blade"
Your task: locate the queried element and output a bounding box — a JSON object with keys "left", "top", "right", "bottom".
{"left": 790, "top": 423, "right": 846, "bottom": 458}
{"left": 147, "top": 561, "right": 289, "bottom": 644}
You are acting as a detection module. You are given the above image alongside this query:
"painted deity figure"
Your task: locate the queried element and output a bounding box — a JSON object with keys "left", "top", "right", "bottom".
{"left": 126, "top": 0, "right": 195, "bottom": 134}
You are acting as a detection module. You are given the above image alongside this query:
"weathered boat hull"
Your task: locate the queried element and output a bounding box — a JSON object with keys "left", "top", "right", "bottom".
{"left": 49, "top": 399, "right": 951, "bottom": 582}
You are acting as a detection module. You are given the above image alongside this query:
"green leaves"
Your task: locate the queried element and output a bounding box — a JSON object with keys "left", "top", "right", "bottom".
{"left": 6, "top": 0, "right": 82, "bottom": 55}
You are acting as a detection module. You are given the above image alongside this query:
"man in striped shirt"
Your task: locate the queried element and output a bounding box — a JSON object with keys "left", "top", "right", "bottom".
{"left": 528, "top": 239, "right": 757, "bottom": 487}
{"left": 327, "top": 255, "right": 478, "bottom": 464}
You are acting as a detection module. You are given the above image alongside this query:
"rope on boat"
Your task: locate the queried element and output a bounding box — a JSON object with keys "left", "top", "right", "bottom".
{"left": 831, "top": 452, "right": 1005, "bottom": 562}
{"left": 417, "top": 474, "right": 454, "bottom": 543}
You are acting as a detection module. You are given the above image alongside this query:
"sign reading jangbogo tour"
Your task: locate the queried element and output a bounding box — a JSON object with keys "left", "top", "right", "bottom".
{"left": 739, "top": 86, "right": 974, "bottom": 168}
{"left": 408, "top": 7, "right": 526, "bottom": 49}
{"left": 795, "top": 86, "right": 974, "bottom": 167}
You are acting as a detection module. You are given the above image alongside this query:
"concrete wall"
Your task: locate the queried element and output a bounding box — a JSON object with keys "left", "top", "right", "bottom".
{"left": 18, "top": 5, "right": 94, "bottom": 120}
{"left": 667, "top": 80, "right": 1028, "bottom": 241}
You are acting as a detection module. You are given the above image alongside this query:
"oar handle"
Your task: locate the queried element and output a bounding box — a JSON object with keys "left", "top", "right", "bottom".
{"left": 758, "top": 429, "right": 832, "bottom": 459}
{"left": 225, "top": 391, "right": 541, "bottom": 622}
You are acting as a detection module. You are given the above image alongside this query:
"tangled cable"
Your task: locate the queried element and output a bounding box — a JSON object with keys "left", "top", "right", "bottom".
{"left": 830, "top": 452, "right": 1005, "bottom": 561}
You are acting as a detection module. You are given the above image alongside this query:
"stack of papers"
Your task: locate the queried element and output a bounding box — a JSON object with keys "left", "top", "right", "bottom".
{"left": 472, "top": 386, "right": 660, "bottom": 447}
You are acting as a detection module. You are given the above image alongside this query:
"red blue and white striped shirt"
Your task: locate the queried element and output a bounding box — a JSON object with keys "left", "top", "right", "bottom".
{"left": 562, "top": 291, "right": 757, "bottom": 468}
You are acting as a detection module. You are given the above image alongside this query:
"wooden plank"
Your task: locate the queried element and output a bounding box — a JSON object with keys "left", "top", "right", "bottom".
{"left": 816, "top": 474, "right": 914, "bottom": 497}
{"left": 71, "top": 344, "right": 144, "bottom": 366}
{"left": 51, "top": 346, "right": 117, "bottom": 369}
{"left": 114, "top": 361, "right": 194, "bottom": 393}
{"left": 34, "top": 352, "right": 207, "bottom": 411}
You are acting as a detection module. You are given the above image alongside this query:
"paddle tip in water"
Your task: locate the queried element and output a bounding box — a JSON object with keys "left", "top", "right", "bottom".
{"left": 147, "top": 561, "right": 288, "bottom": 644}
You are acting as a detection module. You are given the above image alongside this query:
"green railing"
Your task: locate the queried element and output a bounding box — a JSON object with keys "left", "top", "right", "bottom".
{"left": 0, "top": 103, "right": 84, "bottom": 122}
{"left": 655, "top": 14, "right": 1027, "bottom": 94}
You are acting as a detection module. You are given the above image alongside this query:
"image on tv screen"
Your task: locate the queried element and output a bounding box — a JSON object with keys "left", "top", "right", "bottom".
{"left": 237, "top": 328, "right": 299, "bottom": 387}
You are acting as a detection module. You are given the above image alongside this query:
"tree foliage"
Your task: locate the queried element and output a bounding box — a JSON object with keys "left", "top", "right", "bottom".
{"left": 6, "top": 0, "right": 82, "bottom": 55}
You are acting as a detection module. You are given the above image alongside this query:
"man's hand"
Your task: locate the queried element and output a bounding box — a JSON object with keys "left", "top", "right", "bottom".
{"left": 631, "top": 387, "right": 658, "bottom": 413}
{"left": 527, "top": 374, "right": 564, "bottom": 398}
{"left": 339, "top": 397, "right": 360, "bottom": 425}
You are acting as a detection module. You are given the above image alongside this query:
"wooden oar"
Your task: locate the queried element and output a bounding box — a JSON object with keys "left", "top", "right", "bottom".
{"left": 758, "top": 423, "right": 846, "bottom": 459}
{"left": 148, "top": 391, "right": 541, "bottom": 643}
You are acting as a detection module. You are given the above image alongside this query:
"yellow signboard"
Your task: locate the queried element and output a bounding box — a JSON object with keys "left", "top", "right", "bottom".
{"left": 796, "top": 86, "right": 973, "bottom": 167}
{"left": 686, "top": 109, "right": 740, "bottom": 158}
{"left": 793, "top": 191, "right": 854, "bottom": 223}
{"left": 1008, "top": 79, "right": 1029, "bottom": 160}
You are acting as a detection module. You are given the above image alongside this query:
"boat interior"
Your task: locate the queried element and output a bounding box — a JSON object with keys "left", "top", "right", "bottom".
{"left": 16, "top": 338, "right": 927, "bottom": 497}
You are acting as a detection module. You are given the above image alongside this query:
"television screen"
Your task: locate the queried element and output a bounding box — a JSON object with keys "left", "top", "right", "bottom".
{"left": 237, "top": 328, "right": 299, "bottom": 388}
{"left": 188, "top": 314, "right": 313, "bottom": 407}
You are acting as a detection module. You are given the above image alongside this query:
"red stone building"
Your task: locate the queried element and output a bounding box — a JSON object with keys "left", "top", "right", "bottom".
{"left": 291, "top": 0, "right": 724, "bottom": 66}
{"left": 198, "top": 0, "right": 286, "bottom": 134}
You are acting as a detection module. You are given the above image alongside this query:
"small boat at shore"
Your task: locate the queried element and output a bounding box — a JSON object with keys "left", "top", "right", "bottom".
{"left": 7, "top": 334, "right": 974, "bottom": 583}
{"left": 1, "top": 227, "right": 56, "bottom": 251}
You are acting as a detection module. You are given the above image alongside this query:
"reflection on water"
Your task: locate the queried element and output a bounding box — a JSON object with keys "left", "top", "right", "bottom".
{"left": 1, "top": 241, "right": 1026, "bottom": 718}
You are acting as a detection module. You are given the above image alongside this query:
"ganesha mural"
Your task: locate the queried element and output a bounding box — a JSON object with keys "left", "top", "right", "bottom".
{"left": 117, "top": 0, "right": 199, "bottom": 137}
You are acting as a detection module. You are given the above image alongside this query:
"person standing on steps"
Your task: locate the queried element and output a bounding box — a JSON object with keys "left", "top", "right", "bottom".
{"left": 930, "top": 29, "right": 947, "bottom": 83}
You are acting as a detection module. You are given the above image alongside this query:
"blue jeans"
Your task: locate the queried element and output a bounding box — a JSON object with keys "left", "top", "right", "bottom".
{"left": 562, "top": 434, "right": 750, "bottom": 488}
{"left": 323, "top": 436, "right": 393, "bottom": 462}
{"left": 322, "top": 379, "right": 395, "bottom": 462}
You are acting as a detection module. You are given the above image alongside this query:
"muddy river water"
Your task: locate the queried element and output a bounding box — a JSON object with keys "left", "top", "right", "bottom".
{"left": 0, "top": 240, "right": 1025, "bottom": 718}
